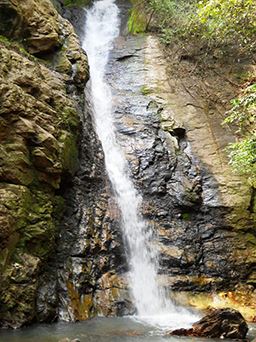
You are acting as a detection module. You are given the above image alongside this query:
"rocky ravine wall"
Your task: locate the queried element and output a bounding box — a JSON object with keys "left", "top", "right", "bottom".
{"left": 141, "top": 37, "right": 256, "bottom": 315}
{"left": 0, "top": 0, "right": 93, "bottom": 328}
{"left": 0, "top": 0, "right": 255, "bottom": 329}
{"left": 106, "top": 31, "right": 256, "bottom": 320}
{"left": 52, "top": 0, "right": 256, "bottom": 323}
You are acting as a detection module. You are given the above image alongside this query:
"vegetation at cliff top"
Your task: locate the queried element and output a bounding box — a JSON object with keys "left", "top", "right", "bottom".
{"left": 63, "top": 0, "right": 91, "bottom": 7}
{"left": 129, "top": 0, "right": 256, "bottom": 49}
{"left": 129, "top": 0, "right": 256, "bottom": 186}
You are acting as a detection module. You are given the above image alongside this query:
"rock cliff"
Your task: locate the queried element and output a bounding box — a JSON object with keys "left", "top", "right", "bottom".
{"left": 105, "top": 32, "right": 256, "bottom": 320}
{"left": 0, "top": 0, "right": 255, "bottom": 329}
{"left": 51, "top": 1, "right": 255, "bottom": 322}
{"left": 0, "top": 0, "right": 90, "bottom": 328}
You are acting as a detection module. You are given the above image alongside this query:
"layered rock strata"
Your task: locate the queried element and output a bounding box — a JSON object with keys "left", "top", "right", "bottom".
{"left": 0, "top": 0, "right": 255, "bottom": 328}
{"left": 104, "top": 32, "right": 256, "bottom": 319}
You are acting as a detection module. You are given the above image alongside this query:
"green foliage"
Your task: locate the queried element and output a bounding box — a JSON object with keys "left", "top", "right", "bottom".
{"left": 197, "top": 0, "right": 256, "bottom": 48}
{"left": 0, "top": 35, "right": 10, "bottom": 44}
{"left": 63, "top": 0, "right": 91, "bottom": 7}
{"left": 148, "top": 0, "right": 196, "bottom": 43}
{"left": 224, "top": 83, "right": 256, "bottom": 185}
{"left": 224, "top": 83, "right": 256, "bottom": 134}
{"left": 181, "top": 212, "right": 190, "bottom": 221}
{"left": 128, "top": 1, "right": 148, "bottom": 34}
{"left": 227, "top": 137, "right": 256, "bottom": 185}
{"left": 140, "top": 85, "right": 152, "bottom": 95}
{"left": 139, "top": 0, "right": 256, "bottom": 50}
{"left": 149, "top": 0, "right": 177, "bottom": 26}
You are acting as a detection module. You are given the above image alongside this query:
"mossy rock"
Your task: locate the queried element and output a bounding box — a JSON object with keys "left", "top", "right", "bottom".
{"left": 59, "top": 130, "right": 79, "bottom": 175}
{"left": 128, "top": 5, "right": 147, "bottom": 34}
{"left": 63, "top": 0, "right": 92, "bottom": 7}
{"left": 0, "top": 0, "right": 89, "bottom": 328}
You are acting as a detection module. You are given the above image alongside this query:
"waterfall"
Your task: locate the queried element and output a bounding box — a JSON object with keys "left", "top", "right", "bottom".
{"left": 83, "top": 0, "right": 197, "bottom": 328}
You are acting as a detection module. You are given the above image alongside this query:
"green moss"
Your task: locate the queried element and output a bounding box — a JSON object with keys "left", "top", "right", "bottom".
{"left": 16, "top": 190, "right": 56, "bottom": 259}
{"left": 55, "top": 51, "right": 72, "bottom": 74}
{"left": 0, "top": 185, "right": 32, "bottom": 271}
{"left": 0, "top": 34, "right": 37, "bottom": 62}
{"left": 0, "top": 184, "right": 59, "bottom": 262}
{"left": 63, "top": 0, "right": 91, "bottom": 7}
{"left": 128, "top": 3, "right": 147, "bottom": 34}
{"left": 140, "top": 85, "right": 152, "bottom": 95}
{"left": 0, "top": 145, "right": 35, "bottom": 186}
{"left": 61, "top": 106, "right": 80, "bottom": 129}
{"left": 0, "top": 35, "right": 11, "bottom": 45}
{"left": 59, "top": 130, "right": 79, "bottom": 175}
{"left": 181, "top": 212, "right": 190, "bottom": 221}
{"left": 1, "top": 185, "right": 32, "bottom": 231}
{"left": 245, "top": 233, "right": 256, "bottom": 245}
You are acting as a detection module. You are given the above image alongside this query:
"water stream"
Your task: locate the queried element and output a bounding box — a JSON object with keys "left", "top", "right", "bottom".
{"left": 1, "top": 2, "right": 256, "bottom": 341}
{"left": 2, "top": 318, "right": 255, "bottom": 342}
{"left": 82, "top": 0, "right": 197, "bottom": 328}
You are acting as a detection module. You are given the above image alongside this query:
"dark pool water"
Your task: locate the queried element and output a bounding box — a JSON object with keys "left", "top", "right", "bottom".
{"left": 1, "top": 318, "right": 255, "bottom": 342}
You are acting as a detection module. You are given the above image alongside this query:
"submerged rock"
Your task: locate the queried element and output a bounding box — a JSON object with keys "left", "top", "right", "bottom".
{"left": 171, "top": 308, "right": 248, "bottom": 339}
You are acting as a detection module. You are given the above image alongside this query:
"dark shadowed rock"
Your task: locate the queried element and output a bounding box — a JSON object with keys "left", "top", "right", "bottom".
{"left": 171, "top": 308, "right": 248, "bottom": 339}
{"left": 116, "top": 299, "right": 136, "bottom": 316}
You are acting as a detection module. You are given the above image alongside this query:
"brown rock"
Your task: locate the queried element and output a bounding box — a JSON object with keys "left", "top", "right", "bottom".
{"left": 0, "top": 0, "right": 89, "bottom": 329}
{"left": 171, "top": 308, "right": 248, "bottom": 339}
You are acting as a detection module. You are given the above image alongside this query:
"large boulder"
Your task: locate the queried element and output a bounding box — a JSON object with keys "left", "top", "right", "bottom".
{"left": 171, "top": 308, "right": 248, "bottom": 339}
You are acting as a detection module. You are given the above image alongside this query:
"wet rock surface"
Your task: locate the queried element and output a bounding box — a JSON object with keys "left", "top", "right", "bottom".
{"left": 38, "top": 0, "right": 255, "bottom": 323}
{"left": 0, "top": 0, "right": 89, "bottom": 329}
{"left": 36, "top": 0, "right": 133, "bottom": 323}
{"left": 171, "top": 308, "right": 248, "bottom": 339}
{"left": 104, "top": 14, "right": 255, "bottom": 316}
{"left": 0, "top": 0, "right": 255, "bottom": 329}
{"left": 107, "top": 31, "right": 254, "bottom": 292}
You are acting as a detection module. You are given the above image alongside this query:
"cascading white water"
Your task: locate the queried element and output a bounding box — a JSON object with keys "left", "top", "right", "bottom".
{"left": 83, "top": 0, "right": 198, "bottom": 328}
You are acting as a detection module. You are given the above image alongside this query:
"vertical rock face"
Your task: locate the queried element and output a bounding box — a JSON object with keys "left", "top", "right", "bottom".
{"left": 140, "top": 36, "right": 255, "bottom": 291}
{"left": 0, "top": 0, "right": 91, "bottom": 328}
{"left": 0, "top": 0, "right": 130, "bottom": 327}
{"left": 51, "top": 0, "right": 255, "bottom": 322}
{"left": 0, "top": 0, "right": 255, "bottom": 329}
{"left": 104, "top": 30, "right": 256, "bottom": 319}
{"left": 40, "top": 2, "right": 131, "bottom": 322}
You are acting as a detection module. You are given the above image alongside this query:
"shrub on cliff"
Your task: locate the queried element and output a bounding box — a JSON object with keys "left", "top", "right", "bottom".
{"left": 128, "top": 0, "right": 256, "bottom": 187}
{"left": 224, "top": 83, "right": 256, "bottom": 186}
{"left": 148, "top": 0, "right": 196, "bottom": 43}
{"left": 196, "top": 0, "right": 256, "bottom": 50}
{"left": 132, "top": 0, "right": 256, "bottom": 51}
